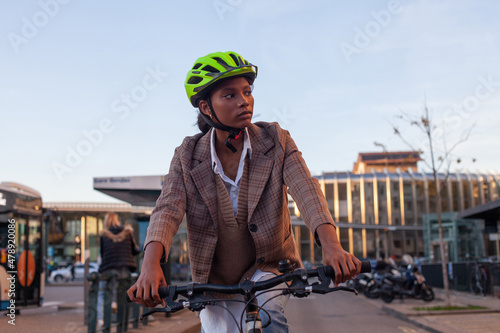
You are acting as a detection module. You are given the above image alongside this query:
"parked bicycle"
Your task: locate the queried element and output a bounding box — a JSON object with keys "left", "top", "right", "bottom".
{"left": 470, "top": 261, "right": 488, "bottom": 296}
{"left": 128, "top": 260, "right": 371, "bottom": 333}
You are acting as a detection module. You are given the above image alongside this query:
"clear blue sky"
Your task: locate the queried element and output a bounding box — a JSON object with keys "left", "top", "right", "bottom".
{"left": 1, "top": 0, "right": 499, "bottom": 203}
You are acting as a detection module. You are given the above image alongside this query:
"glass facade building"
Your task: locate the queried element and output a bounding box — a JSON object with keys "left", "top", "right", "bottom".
{"left": 290, "top": 169, "right": 500, "bottom": 265}
{"left": 43, "top": 203, "right": 152, "bottom": 266}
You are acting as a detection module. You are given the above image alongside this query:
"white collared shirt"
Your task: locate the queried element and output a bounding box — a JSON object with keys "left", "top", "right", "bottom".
{"left": 210, "top": 128, "right": 252, "bottom": 215}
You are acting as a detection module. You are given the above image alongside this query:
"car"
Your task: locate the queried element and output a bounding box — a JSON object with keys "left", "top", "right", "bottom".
{"left": 49, "top": 262, "right": 99, "bottom": 283}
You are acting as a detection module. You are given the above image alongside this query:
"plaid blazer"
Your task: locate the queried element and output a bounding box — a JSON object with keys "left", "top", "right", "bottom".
{"left": 145, "top": 122, "right": 336, "bottom": 283}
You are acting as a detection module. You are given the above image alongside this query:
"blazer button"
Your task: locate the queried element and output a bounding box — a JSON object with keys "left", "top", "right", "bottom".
{"left": 249, "top": 224, "right": 258, "bottom": 232}
{"left": 257, "top": 258, "right": 265, "bottom": 264}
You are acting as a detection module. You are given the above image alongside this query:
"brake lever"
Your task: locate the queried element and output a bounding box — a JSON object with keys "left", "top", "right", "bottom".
{"left": 139, "top": 285, "right": 186, "bottom": 321}
{"left": 140, "top": 297, "right": 208, "bottom": 321}
{"left": 311, "top": 285, "right": 358, "bottom": 295}
{"left": 140, "top": 306, "right": 176, "bottom": 320}
{"left": 312, "top": 266, "right": 358, "bottom": 295}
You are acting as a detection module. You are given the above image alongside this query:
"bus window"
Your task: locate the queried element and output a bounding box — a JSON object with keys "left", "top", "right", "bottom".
{"left": 16, "top": 217, "right": 27, "bottom": 254}
{"left": 28, "top": 218, "right": 42, "bottom": 259}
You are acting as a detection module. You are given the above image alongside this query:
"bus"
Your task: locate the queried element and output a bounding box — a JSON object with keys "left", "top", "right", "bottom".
{"left": 0, "top": 182, "right": 44, "bottom": 310}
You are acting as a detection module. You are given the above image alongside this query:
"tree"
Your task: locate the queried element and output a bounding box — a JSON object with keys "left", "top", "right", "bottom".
{"left": 379, "top": 103, "right": 474, "bottom": 307}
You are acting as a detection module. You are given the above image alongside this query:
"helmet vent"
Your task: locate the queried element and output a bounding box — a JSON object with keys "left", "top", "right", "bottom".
{"left": 229, "top": 53, "right": 240, "bottom": 65}
{"left": 202, "top": 65, "right": 220, "bottom": 73}
{"left": 193, "top": 63, "right": 202, "bottom": 70}
{"left": 212, "top": 57, "right": 230, "bottom": 69}
{"left": 187, "top": 76, "right": 203, "bottom": 84}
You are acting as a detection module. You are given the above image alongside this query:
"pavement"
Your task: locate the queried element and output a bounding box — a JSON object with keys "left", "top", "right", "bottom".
{"left": 366, "top": 287, "right": 500, "bottom": 333}
{"left": 2, "top": 283, "right": 499, "bottom": 333}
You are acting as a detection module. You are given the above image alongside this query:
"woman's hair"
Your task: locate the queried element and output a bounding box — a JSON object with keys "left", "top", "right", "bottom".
{"left": 197, "top": 112, "right": 211, "bottom": 134}
{"left": 104, "top": 212, "right": 121, "bottom": 229}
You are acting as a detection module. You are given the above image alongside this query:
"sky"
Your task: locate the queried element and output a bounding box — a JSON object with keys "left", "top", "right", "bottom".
{"left": 1, "top": 0, "right": 499, "bottom": 203}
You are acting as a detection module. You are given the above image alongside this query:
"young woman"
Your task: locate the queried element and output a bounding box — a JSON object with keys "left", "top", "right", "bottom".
{"left": 99, "top": 213, "right": 140, "bottom": 326}
{"left": 128, "top": 51, "right": 361, "bottom": 332}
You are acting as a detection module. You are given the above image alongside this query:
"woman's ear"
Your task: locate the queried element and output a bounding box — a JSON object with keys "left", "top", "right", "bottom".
{"left": 198, "top": 100, "right": 210, "bottom": 117}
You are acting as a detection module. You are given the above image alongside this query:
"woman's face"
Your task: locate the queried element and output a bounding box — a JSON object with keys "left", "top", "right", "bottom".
{"left": 200, "top": 76, "right": 254, "bottom": 128}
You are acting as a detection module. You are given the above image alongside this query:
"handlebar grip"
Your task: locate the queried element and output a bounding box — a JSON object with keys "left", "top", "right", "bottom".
{"left": 125, "top": 287, "right": 170, "bottom": 303}
{"left": 158, "top": 286, "right": 170, "bottom": 298}
{"left": 323, "top": 260, "right": 371, "bottom": 278}
{"left": 360, "top": 260, "right": 372, "bottom": 273}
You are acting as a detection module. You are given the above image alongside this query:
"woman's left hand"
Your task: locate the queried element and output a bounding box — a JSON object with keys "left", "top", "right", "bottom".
{"left": 316, "top": 224, "right": 361, "bottom": 285}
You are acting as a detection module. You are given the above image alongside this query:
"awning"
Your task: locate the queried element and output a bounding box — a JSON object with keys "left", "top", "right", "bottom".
{"left": 458, "top": 199, "right": 500, "bottom": 233}
{"left": 93, "top": 176, "right": 163, "bottom": 206}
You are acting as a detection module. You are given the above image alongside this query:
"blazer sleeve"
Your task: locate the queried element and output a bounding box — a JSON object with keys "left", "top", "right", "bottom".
{"left": 281, "top": 129, "right": 336, "bottom": 246}
{"left": 143, "top": 147, "right": 187, "bottom": 262}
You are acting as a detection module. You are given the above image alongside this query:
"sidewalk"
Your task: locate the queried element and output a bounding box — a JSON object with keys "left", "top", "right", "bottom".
{"left": 2, "top": 303, "right": 201, "bottom": 333}
{"left": 366, "top": 287, "right": 500, "bottom": 333}
{"left": 2, "top": 282, "right": 201, "bottom": 333}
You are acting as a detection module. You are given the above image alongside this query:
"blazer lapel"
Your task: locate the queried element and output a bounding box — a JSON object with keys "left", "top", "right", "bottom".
{"left": 190, "top": 132, "right": 218, "bottom": 227}
{"left": 247, "top": 124, "right": 275, "bottom": 222}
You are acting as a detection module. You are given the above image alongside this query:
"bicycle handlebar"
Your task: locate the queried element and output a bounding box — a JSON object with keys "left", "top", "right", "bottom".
{"left": 127, "top": 260, "right": 371, "bottom": 302}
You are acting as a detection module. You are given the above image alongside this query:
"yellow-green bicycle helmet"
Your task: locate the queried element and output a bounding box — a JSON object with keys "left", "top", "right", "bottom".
{"left": 185, "top": 51, "right": 258, "bottom": 107}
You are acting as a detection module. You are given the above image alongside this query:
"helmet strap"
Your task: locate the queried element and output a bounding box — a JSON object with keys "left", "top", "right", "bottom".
{"left": 201, "top": 98, "right": 243, "bottom": 153}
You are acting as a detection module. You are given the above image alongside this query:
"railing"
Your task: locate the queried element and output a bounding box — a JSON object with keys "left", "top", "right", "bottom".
{"left": 421, "top": 261, "right": 500, "bottom": 296}
{"left": 87, "top": 271, "right": 148, "bottom": 333}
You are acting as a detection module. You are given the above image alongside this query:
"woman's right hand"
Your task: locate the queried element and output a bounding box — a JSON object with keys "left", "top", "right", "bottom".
{"left": 127, "top": 242, "right": 167, "bottom": 308}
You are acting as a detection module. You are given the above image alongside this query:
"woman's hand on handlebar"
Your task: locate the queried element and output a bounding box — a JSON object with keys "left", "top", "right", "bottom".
{"left": 127, "top": 242, "right": 167, "bottom": 308}
{"left": 316, "top": 224, "right": 361, "bottom": 285}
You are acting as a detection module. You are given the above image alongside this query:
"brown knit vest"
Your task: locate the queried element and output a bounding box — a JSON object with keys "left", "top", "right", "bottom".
{"left": 208, "top": 158, "right": 257, "bottom": 285}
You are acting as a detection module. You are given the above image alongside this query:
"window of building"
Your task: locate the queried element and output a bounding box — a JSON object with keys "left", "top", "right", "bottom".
{"left": 463, "top": 181, "right": 471, "bottom": 210}
{"left": 352, "top": 229, "right": 363, "bottom": 258}
{"left": 482, "top": 180, "right": 490, "bottom": 202}
{"left": 378, "top": 181, "right": 385, "bottom": 196}
{"left": 441, "top": 181, "right": 450, "bottom": 212}
{"left": 428, "top": 180, "right": 437, "bottom": 213}
{"left": 491, "top": 180, "right": 499, "bottom": 201}
{"left": 364, "top": 181, "right": 374, "bottom": 224}
{"left": 338, "top": 183, "right": 348, "bottom": 222}
{"left": 339, "top": 227, "right": 350, "bottom": 254}
{"left": 338, "top": 183, "right": 347, "bottom": 200}
{"left": 403, "top": 181, "right": 414, "bottom": 225}
{"left": 452, "top": 181, "right": 461, "bottom": 211}
{"left": 472, "top": 180, "right": 480, "bottom": 207}
{"left": 365, "top": 229, "right": 379, "bottom": 258}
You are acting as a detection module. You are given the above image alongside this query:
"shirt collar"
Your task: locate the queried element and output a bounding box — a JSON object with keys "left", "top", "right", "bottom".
{"left": 210, "top": 127, "right": 252, "bottom": 173}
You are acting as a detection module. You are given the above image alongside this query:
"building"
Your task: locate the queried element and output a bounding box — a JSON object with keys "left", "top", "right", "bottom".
{"left": 43, "top": 202, "right": 152, "bottom": 265}
{"left": 313, "top": 151, "right": 499, "bottom": 262}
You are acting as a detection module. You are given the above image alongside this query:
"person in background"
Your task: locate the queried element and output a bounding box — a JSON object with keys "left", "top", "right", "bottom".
{"left": 98, "top": 213, "right": 141, "bottom": 326}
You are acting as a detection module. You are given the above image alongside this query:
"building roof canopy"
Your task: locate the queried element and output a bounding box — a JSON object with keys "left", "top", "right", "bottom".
{"left": 458, "top": 199, "right": 500, "bottom": 221}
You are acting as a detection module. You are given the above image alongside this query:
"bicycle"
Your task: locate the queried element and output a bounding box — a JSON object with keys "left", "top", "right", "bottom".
{"left": 470, "top": 261, "right": 488, "bottom": 296}
{"left": 127, "top": 259, "right": 371, "bottom": 333}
